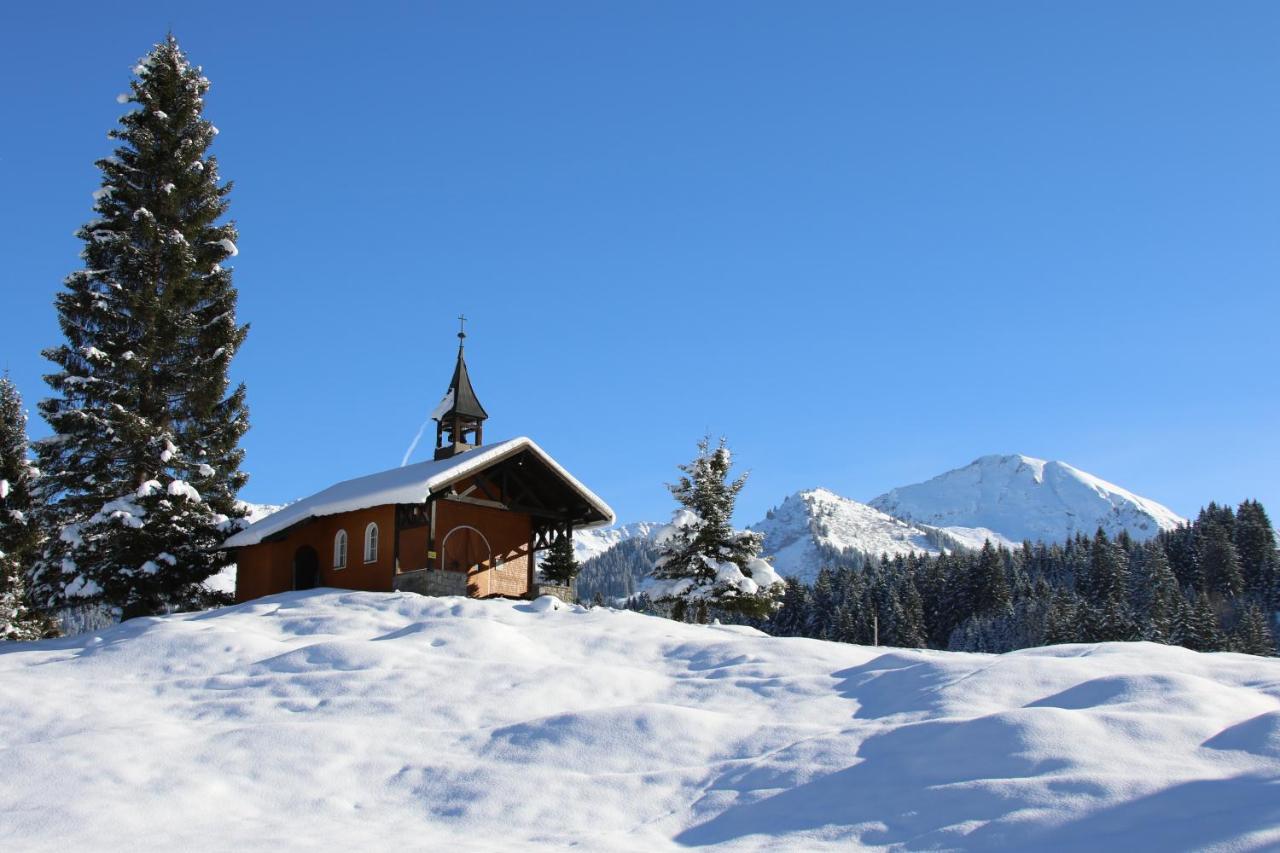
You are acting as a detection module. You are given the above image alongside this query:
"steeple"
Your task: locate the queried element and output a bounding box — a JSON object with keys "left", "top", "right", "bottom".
{"left": 432, "top": 316, "right": 488, "bottom": 460}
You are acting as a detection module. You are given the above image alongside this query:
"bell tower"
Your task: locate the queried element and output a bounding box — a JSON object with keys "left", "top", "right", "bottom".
{"left": 433, "top": 316, "right": 489, "bottom": 460}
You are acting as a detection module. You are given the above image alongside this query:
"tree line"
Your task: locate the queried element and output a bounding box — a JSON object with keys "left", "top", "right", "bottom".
{"left": 619, "top": 499, "right": 1278, "bottom": 656}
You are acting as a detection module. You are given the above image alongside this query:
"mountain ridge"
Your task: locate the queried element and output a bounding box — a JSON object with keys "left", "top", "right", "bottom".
{"left": 575, "top": 453, "right": 1185, "bottom": 592}
{"left": 870, "top": 453, "right": 1185, "bottom": 545}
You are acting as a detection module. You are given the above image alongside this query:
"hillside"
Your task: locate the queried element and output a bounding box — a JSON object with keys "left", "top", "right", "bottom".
{"left": 872, "top": 454, "right": 1185, "bottom": 544}
{"left": 747, "top": 489, "right": 951, "bottom": 583}
{"left": 2, "top": 590, "right": 1278, "bottom": 851}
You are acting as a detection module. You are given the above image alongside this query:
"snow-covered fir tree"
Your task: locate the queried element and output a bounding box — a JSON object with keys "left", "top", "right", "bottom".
{"left": 0, "top": 377, "right": 54, "bottom": 640}
{"left": 1138, "top": 542, "right": 1181, "bottom": 643}
{"left": 539, "top": 533, "right": 580, "bottom": 587}
{"left": 1232, "top": 603, "right": 1276, "bottom": 656}
{"left": 651, "top": 438, "right": 783, "bottom": 621}
{"left": 33, "top": 35, "right": 249, "bottom": 621}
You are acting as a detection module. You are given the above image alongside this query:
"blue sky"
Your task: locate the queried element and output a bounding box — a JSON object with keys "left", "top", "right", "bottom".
{"left": 2, "top": 2, "right": 1277, "bottom": 526}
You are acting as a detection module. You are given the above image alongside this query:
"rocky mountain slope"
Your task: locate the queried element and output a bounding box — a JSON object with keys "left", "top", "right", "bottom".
{"left": 746, "top": 488, "right": 953, "bottom": 583}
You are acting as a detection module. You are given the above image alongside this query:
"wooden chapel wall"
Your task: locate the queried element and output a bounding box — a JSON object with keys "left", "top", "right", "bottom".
{"left": 427, "top": 498, "right": 534, "bottom": 598}
{"left": 233, "top": 504, "right": 396, "bottom": 602}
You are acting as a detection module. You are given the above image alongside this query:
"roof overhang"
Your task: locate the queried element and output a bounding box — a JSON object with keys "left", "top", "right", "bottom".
{"left": 222, "top": 437, "right": 614, "bottom": 549}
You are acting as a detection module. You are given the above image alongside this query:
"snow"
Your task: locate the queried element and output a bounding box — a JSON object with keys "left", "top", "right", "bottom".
{"left": 92, "top": 497, "right": 145, "bottom": 529}
{"left": 197, "top": 463, "right": 215, "bottom": 477}
{"left": 115, "top": 93, "right": 129, "bottom": 104}
{"left": 428, "top": 388, "right": 455, "bottom": 421}
{"left": 211, "top": 237, "right": 237, "bottom": 257}
{"left": 0, "top": 479, "right": 8, "bottom": 500}
{"left": 223, "top": 437, "right": 614, "bottom": 548}
{"left": 871, "top": 454, "right": 1187, "bottom": 544}
{"left": 654, "top": 508, "right": 700, "bottom": 546}
{"left": 744, "top": 556, "right": 782, "bottom": 588}
{"left": 60, "top": 576, "right": 100, "bottom": 598}
{"left": 937, "top": 525, "right": 1020, "bottom": 550}
{"left": 749, "top": 489, "right": 946, "bottom": 583}
{"left": 0, "top": 590, "right": 1277, "bottom": 851}
{"left": 162, "top": 182, "right": 175, "bottom": 194}
{"left": 166, "top": 480, "right": 202, "bottom": 502}
{"left": 573, "top": 521, "right": 663, "bottom": 563}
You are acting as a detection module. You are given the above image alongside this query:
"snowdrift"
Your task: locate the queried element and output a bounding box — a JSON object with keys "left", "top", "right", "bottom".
{"left": 2, "top": 591, "right": 1278, "bottom": 851}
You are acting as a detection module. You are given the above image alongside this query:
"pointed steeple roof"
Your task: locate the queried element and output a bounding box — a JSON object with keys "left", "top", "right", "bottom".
{"left": 432, "top": 322, "right": 488, "bottom": 423}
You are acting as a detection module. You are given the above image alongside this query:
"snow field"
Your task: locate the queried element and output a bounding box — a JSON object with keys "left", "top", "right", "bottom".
{"left": 1, "top": 591, "right": 1278, "bottom": 851}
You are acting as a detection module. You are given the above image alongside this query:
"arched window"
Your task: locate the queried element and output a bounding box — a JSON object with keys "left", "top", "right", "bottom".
{"left": 364, "top": 522, "right": 379, "bottom": 563}
{"left": 333, "top": 530, "right": 348, "bottom": 569}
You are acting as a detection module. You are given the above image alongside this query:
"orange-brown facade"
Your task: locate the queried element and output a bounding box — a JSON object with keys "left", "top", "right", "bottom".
{"left": 232, "top": 497, "right": 536, "bottom": 603}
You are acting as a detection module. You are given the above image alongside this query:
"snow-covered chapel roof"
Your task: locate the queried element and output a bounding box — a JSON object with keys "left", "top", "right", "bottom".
{"left": 223, "top": 437, "right": 614, "bottom": 548}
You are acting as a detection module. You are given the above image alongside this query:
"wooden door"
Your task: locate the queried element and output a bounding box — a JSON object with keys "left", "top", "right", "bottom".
{"left": 441, "top": 526, "right": 491, "bottom": 594}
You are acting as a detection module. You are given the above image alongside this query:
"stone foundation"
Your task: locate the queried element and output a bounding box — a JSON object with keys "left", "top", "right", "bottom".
{"left": 394, "top": 569, "right": 468, "bottom": 597}
{"left": 531, "top": 582, "right": 576, "bottom": 604}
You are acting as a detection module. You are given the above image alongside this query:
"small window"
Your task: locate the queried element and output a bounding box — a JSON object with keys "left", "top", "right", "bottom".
{"left": 333, "top": 530, "right": 348, "bottom": 569}
{"left": 364, "top": 522, "right": 379, "bottom": 563}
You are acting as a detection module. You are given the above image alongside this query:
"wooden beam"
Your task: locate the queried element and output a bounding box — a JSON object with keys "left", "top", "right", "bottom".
{"left": 500, "top": 461, "right": 550, "bottom": 510}
{"left": 392, "top": 499, "right": 401, "bottom": 574}
{"left": 427, "top": 496, "right": 437, "bottom": 569}
{"left": 443, "top": 493, "right": 507, "bottom": 511}
{"left": 473, "top": 471, "right": 500, "bottom": 502}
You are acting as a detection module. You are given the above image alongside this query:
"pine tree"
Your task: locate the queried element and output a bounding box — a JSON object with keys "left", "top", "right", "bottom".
{"left": 1234, "top": 500, "right": 1276, "bottom": 602}
{"left": 1141, "top": 543, "right": 1181, "bottom": 644}
{"left": 33, "top": 36, "right": 249, "bottom": 621}
{"left": 651, "top": 438, "right": 782, "bottom": 619}
{"left": 1177, "top": 590, "right": 1223, "bottom": 652}
{"left": 895, "top": 574, "right": 927, "bottom": 648}
{"left": 1200, "top": 524, "right": 1244, "bottom": 601}
{"left": 1231, "top": 603, "right": 1276, "bottom": 657}
{"left": 539, "top": 532, "right": 580, "bottom": 587}
{"left": 0, "top": 378, "right": 55, "bottom": 640}
{"left": 972, "top": 541, "right": 1011, "bottom": 617}
{"left": 805, "top": 568, "right": 839, "bottom": 639}
{"left": 1042, "top": 588, "right": 1081, "bottom": 646}
{"left": 767, "top": 577, "right": 810, "bottom": 637}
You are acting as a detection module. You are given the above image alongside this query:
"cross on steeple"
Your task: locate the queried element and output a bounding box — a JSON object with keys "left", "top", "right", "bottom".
{"left": 457, "top": 314, "right": 467, "bottom": 341}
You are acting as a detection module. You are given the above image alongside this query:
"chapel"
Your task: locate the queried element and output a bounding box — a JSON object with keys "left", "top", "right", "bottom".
{"left": 224, "top": 326, "right": 614, "bottom": 602}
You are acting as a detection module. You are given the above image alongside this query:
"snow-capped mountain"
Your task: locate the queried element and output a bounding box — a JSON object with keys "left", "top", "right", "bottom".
{"left": 871, "top": 454, "right": 1185, "bottom": 545}
{"left": 572, "top": 521, "right": 663, "bottom": 564}
{"left": 747, "top": 488, "right": 950, "bottom": 583}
